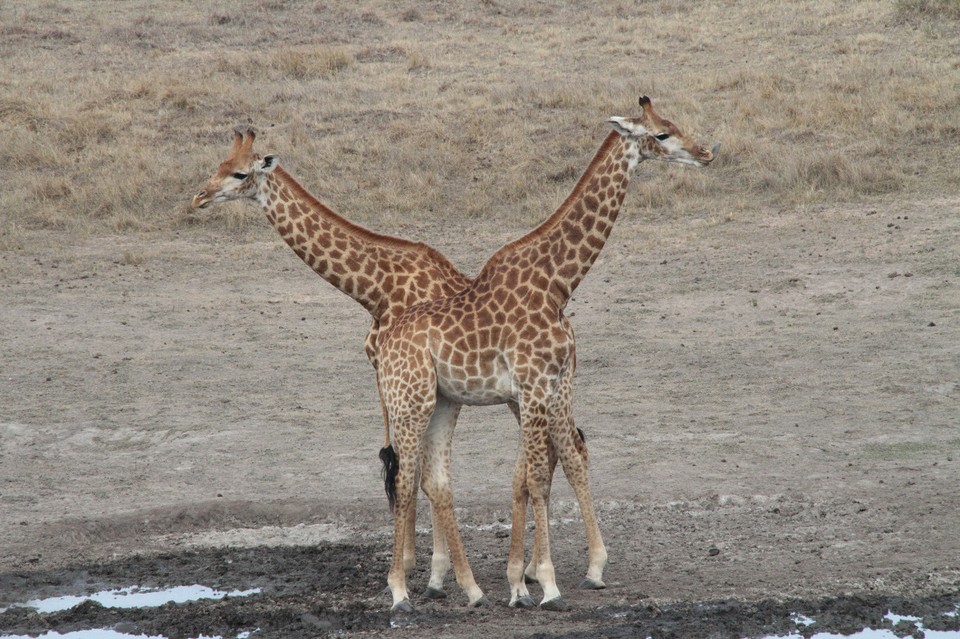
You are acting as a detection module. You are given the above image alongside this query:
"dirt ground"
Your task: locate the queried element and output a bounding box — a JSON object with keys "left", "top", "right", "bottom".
{"left": 1, "top": 195, "right": 959, "bottom": 638}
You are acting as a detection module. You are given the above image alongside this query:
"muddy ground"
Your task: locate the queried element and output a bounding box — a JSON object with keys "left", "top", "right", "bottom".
{"left": 1, "top": 196, "right": 959, "bottom": 638}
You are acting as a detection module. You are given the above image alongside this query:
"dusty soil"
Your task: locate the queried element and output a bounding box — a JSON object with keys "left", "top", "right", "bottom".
{"left": 1, "top": 195, "right": 959, "bottom": 638}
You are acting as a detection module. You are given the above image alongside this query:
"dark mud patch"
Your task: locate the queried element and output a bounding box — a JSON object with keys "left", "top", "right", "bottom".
{"left": 553, "top": 594, "right": 960, "bottom": 638}
{"left": 0, "top": 544, "right": 392, "bottom": 638}
{"left": 2, "top": 542, "right": 958, "bottom": 639}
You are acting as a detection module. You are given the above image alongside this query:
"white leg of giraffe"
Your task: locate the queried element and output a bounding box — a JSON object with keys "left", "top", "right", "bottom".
{"left": 420, "top": 398, "right": 462, "bottom": 599}
{"left": 424, "top": 502, "right": 451, "bottom": 598}
{"left": 419, "top": 396, "right": 488, "bottom": 607}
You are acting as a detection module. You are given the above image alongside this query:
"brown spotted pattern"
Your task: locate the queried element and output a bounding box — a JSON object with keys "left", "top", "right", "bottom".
{"left": 376, "top": 97, "right": 717, "bottom": 610}
{"left": 191, "top": 128, "right": 569, "bottom": 600}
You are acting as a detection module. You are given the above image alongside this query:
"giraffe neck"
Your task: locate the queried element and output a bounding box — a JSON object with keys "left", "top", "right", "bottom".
{"left": 254, "top": 166, "right": 391, "bottom": 316}
{"left": 487, "top": 131, "right": 640, "bottom": 309}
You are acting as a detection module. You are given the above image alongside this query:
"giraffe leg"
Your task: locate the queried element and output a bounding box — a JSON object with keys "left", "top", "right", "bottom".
{"left": 423, "top": 502, "right": 450, "bottom": 599}
{"left": 421, "top": 400, "right": 462, "bottom": 599}
{"left": 382, "top": 362, "right": 436, "bottom": 613}
{"left": 524, "top": 439, "right": 557, "bottom": 585}
{"left": 378, "top": 370, "right": 391, "bottom": 452}
{"left": 378, "top": 370, "right": 422, "bottom": 579}
{"left": 506, "top": 400, "right": 536, "bottom": 602}
{"left": 506, "top": 400, "right": 554, "bottom": 591}
{"left": 403, "top": 476, "right": 419, "bottom": 576}
{"left": 507, "top": 439, "right": 535, "bottom": 608}
{"left": 420, "top": 397, "right": 487, "bottom": 607}
{"left": 387, "top": 438, "right": 422, "bottom": 612}
{"left": 518, "top": 400, "right": 564, "bottom": 609}
{"left": 551, "top": 389, "right": 607, "bottom": 591}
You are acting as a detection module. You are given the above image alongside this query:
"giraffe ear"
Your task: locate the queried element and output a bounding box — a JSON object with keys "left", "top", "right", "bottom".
{"left": 259, "top": 154, "right": 278, "bottom": 173}
{"left": 607, "top": 117, "right": 650, "bottom": 137}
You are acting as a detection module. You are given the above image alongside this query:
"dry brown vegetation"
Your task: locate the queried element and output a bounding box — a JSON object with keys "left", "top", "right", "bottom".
{"left": 0, "top": 0, "right": 958, "bottom": 247}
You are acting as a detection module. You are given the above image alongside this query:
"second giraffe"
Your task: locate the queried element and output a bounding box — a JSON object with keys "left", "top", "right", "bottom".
{"left": 378, "top": 96, "right": 718, "bottom": 612}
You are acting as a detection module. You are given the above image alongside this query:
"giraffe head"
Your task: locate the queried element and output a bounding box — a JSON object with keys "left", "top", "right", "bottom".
{"left": 192, "top": 128, "right": 278, "bottom": 209}
{"left": 608, "top": 96, "right": 719, "bottom": 167}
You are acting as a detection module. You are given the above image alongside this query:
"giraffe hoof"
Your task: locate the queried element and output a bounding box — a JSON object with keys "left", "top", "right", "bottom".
{"left": 510, "top": 595, "right": 537, "bottom": 609}
{"left": 391, "top": 599, "right": 415, "bottom": 614}
{"left": 577, "top": 577, "right": 606, "bottom": 590}
{"left": 422, "top": 586, "right": 447, "bottom": 600}
{"left": 468, "top": 595, "right": 491, "bottom": 608}
{"left": 540, "top": 597, "right": 569, "bottom": 612}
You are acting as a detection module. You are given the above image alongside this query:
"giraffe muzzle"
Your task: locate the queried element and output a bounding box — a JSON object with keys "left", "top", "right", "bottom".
{"left": 698, "top": 143, "right": 721, "bottom": 165}
{"left": 192, "top": 190, "right": 210, "bottom": 209}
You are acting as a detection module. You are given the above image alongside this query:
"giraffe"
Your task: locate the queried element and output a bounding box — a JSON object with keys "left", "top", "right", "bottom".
{"left": 376, "top": 95, "right": 718, "bottom": 612}
{"left": 190, "top": 127, "right": 574, "bottom": 601}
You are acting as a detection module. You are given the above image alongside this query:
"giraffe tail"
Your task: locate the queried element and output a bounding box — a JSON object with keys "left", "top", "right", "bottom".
{"left": 575, "top": 427, "right": 589, "bottom": 465}
{"left": 378, "top": 445, "right": 398, "bottom": 512}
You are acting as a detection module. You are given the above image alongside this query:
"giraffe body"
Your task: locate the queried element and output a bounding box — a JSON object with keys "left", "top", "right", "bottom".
{"left": 376, "top": 97, "right": 717, "bottom": 610}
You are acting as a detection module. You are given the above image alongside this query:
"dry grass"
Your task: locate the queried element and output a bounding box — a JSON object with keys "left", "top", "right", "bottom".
{"left": 894, "top": 0, "right": 960, "bottom": 21}
{"left": 0, "top": 0, "right": 958, "bottom": 248}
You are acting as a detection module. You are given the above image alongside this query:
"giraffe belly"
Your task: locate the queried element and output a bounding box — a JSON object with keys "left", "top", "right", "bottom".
{"left": 435, "top": 359, "right": 514, "bottom": 406}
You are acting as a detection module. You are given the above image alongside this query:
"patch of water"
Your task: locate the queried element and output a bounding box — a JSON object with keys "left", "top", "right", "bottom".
{"left": 0, "top": 586, "right": 261, "bottom": 639}
{"left": 6, "top": 585, "right": 261, "bottom": 615}
{"left": 762, "top": 608, "right": 960, "bottom": 639}
{"left": 790, "top": 612, "right": 816, "bottom": 627}
{"left": 0, "top": 631, "right": 256, "bottom": 639}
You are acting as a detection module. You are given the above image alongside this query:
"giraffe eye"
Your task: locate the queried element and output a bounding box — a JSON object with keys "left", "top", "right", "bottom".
{"left": 655, "top": 133, "right": 671, "bottom": 141}
{"left": 232, "top": 172, "right": 248, "bottom": 180}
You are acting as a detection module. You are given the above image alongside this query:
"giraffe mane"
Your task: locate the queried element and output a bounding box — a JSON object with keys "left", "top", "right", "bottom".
{"left": 271, "top": 165, "right": 459, "bottom": 269}
{"left": 485, "top": 130, "right": 621, "bottom": 264}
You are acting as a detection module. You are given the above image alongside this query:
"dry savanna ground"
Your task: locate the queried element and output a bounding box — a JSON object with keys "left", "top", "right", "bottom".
{"left": 1, "top": 1, "right": 960, "bottom": 638}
